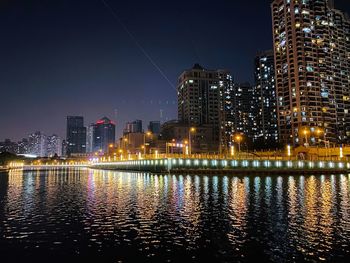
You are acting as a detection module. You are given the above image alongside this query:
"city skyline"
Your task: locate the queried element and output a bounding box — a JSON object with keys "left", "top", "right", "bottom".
{"left": 2, "top": 0, "right": 349, "bottom": 141}
{"left": 2, "top": 1, "right": 350, "bottom": 262}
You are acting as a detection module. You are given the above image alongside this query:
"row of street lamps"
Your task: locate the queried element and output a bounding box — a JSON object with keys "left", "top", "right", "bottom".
{"left": 105, "top": 127, "right": 245, "bottom": 158}
{"left": 301, "top": 127, "right": 329, "bottom": 147}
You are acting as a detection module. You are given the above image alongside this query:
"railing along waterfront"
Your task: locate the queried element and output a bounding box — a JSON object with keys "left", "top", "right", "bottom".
{"left": 91, "top": 158, "right": 350, "bottom": 174}
{"left": 96, "top": 152, "right": 348, "bottom": 162}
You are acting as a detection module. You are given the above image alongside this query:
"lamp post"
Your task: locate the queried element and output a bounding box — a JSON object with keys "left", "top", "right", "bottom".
{"left": 171, "top": 139, "right": 175, "bottom": 155}
{"left": 235, "top": 134, "right": 242, "bottom": 154}
{"left": 315, "top": 128, "right": 325, "bottom": 147}
{"left": 123, "top": 138, "right": 128, "bottom": 151}
{"left": 230, "top": 145, "right": 235, "bottom": 158}
{"left": 302, "top": 128, "right": 310, "bottom": 147}
{"left": 287, "top": 144, "right": 291, "bottom": 160}
{"left": 143, "top": 131, "right": 152, "bottom": 156}
{"left": 108, "top": 143, "right": 114, "bottom": 155}
{"left": 228, "top": 133, "right": 235, "bottom": 158}
{"left": 340, "top": 144, "right": 343, "bottom": 160}
{"left": 183, "top": 140, "right": 189, "bottom": 156}
{"left": 188, "top": 127, "right": 196, "bottom": 156}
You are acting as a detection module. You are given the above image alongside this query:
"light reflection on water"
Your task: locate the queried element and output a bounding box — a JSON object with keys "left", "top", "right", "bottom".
{"left": 0, "top": 169, "right": 349, "bottom": 262}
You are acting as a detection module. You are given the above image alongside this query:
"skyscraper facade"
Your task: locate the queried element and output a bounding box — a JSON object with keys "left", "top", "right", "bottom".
{"left": 28, "top": 131, "right": 47, "bottom": 157}
{"left": 17, "top": 138, "right": 29, "bottom": 154}
{"left": 234, "top": 83, "right": 256, "bottom": 141}
{"left": 177, "top": 64, "right": 235, "bottom": 152}
{"left": 253, "top": 50, "right": 279, "bottom": 147}
{"left": 86, "top": 123, "right": 94, "bottom": 153}
{"left": 47, "top": 134, "right": 62, "bottom": 157}
{"left": 148, "top": 121, "right": 161, "bottom": 135}
{"left": 92, "top": 117, "right": 116, "bottom": 154}
{"left": 66, "top": 116, "right": 86, "bottom": 156}
{"left": 124, "top": 120, "right": 143, "bottom": 134}
{"left": 272, "top": 0, "right": 350, "bottom": 146}
{"left": 0, "top": 139, "right": 18, "bottom": 154}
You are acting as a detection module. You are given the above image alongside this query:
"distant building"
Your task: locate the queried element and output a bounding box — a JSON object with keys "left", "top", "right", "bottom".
{"left": 86, "top": 123, "right": 94, "bottom": 153}
{"left": 62, "top": 140, "right": 67, "bottom": 157}
{"left": 177, "top": 64, "right": 235, "bottom": 153}
{"left": 119, "top": 132, "right": 144, "bottom": 154}
{"left": 28, "top": 131, "right": 47, "bottom": 157}
{"left": 0, "top": 139, "right": 18, "bottom": 154}
{"left": 124, "top": 120, "right": 143, "bottom": 134}
{"left": 234, "top": 83, "right": 255, "bottom": 141}
{"left": 253, "top": 50, "right": 279, "bottom": 148}
{"left": 271, "top": 0, "right": 350, "bottom": 145}
{"left": 92, "top": 117, "right": 116, "bottom": 154}
{"left": 17, "top": 138, "right": 29, "bottom": 154}
{"left": 148, "top": 121, "right": 161, "bottom": 135}
{"left": 66, "top": 116, "right": 86, "bottom": 156}
{"left": 160, "top": 120, "right": 215, "bottom": 153}
{"left": 47, "top": 134, "right": 62, "bottom": 157}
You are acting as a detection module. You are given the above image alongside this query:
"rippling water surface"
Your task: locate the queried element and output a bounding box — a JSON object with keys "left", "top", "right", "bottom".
{"left": 0, "top": 168, "right": 350, "bottom": 262}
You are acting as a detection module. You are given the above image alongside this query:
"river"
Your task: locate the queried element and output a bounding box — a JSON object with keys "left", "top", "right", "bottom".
{"left": 0, "top": 168, "right": 349, "bottom": 262}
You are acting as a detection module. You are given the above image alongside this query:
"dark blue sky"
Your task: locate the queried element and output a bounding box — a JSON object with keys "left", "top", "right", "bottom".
{"left": 1, "top": 0, "right": 349, "bottom": 141}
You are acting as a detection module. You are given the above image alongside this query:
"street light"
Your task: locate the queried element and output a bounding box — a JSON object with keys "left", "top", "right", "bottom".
{"left": 108, "top": 143, "right": 114, "bottom": 155}
{"left": 188, "top": 127, "right": 196, "bottom": 156}
{"left": 118, "top": 149, "right": 123, "bottom": 160}
{"left": 287, "top": 144, "right": 291, "bottom": 159}
{"left": 143, "top": 131, "right": 152, "bottom": 155}
{"left": 166, "top": 139, "right": 176, "bottom": 156}
{"left": 230, "top": 145, "right": 235, "bottom": 157}
{"left": 315, "top": 127, "right": 324, "bottom": 146}
{"left": 340, "top": 145, "right": 344, "bottom": 160}
{"left": 123, "top": 138, "right": 128, "bottom": 152}
{"left": 302, "top": 128, "right": 310, "bottom": 147}
{"left": 183, "top": 140, "right": 189, "bottom": 155}
{"left": 171, "top": 139, "right": 175, "bottom": 154}
{"left": 315, "top": 127, "right": 328, "bottom": 148}
{"left": 235, "top": 134, "right": 242, "bottom": 154}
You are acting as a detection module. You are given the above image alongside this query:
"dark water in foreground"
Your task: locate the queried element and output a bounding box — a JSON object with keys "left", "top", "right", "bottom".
{"left": 0, "top": 169, "right": 349, "bottom": 262}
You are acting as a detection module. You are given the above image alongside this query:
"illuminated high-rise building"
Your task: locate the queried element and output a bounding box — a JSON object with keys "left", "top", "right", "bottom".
{"left": 148, "top": 121, "right": 161, "bottom": 135}
{"left": 92, "top": 117, "right": 116, "bottom": 154}
{"left": 66, "top": 116, "right": 86, "bottom": 156}
{"left": 177, "top": 64, "right": 235, "bottom": 152}
{"left": 28, "top": 131, "right": 47, "bottom": 157}
{"left": 0, "top": 139, "right": 18, "bottom": 154}
{"left": 253, "top": 50, "right": 279, "bottom": 147}
{"left": 47, "top": 134, "right": 62, "bottom": 157}
{"left": 271, "top": 0, "right": 350, "bottom": 146}
{"left": 234, "top": 83, "right": 256, "bottom": 140}
{"left": 17, "top": 138, "right": 29, "bottom": 154}
{"left": 86, "top": 123, "right": 94, "bottom": 153}
{"left": 124, "top": 120, "right": 143, "bottom": 134}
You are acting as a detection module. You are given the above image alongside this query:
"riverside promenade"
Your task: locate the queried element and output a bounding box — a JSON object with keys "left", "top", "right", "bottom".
{"left": 90, "top": 158, "right": 350, "bottom": 174}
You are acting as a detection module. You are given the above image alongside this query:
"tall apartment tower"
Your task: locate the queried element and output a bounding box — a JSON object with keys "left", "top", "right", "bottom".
{"left": 253, "top": 50, "right": 279, "bottom": 147}
{"left": 86, "top": 123, "right": 94, "bottom": 153}
{"left": 148, "top": 121, "right": 161, "bottom": 135}
{"left": 124, "top": 120, "right": 143, "bottom": 134}
{"left": 271, "top": 0, "right": 350, "bottom": 146}
{"left": 28, "top": 131, "right": 47, "bottom": 157}
{"left": 47, "top": 134, "right": 62, "bottom": 157}
{"left": 177, "top": 64, "right": 235, "bottom": 152}
{"left": 66, "top": 116, "right": 87, "bottom": 156}
{"left": 92, "top": 117, "right": 116, "bottom": 154}
{"left": 234, "top": 83, "right": 256, "bottom": 140}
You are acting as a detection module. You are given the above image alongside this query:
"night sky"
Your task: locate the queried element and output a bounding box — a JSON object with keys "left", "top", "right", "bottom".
{"left": 1, "top": 0, "right": 350, "bottom": 141}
